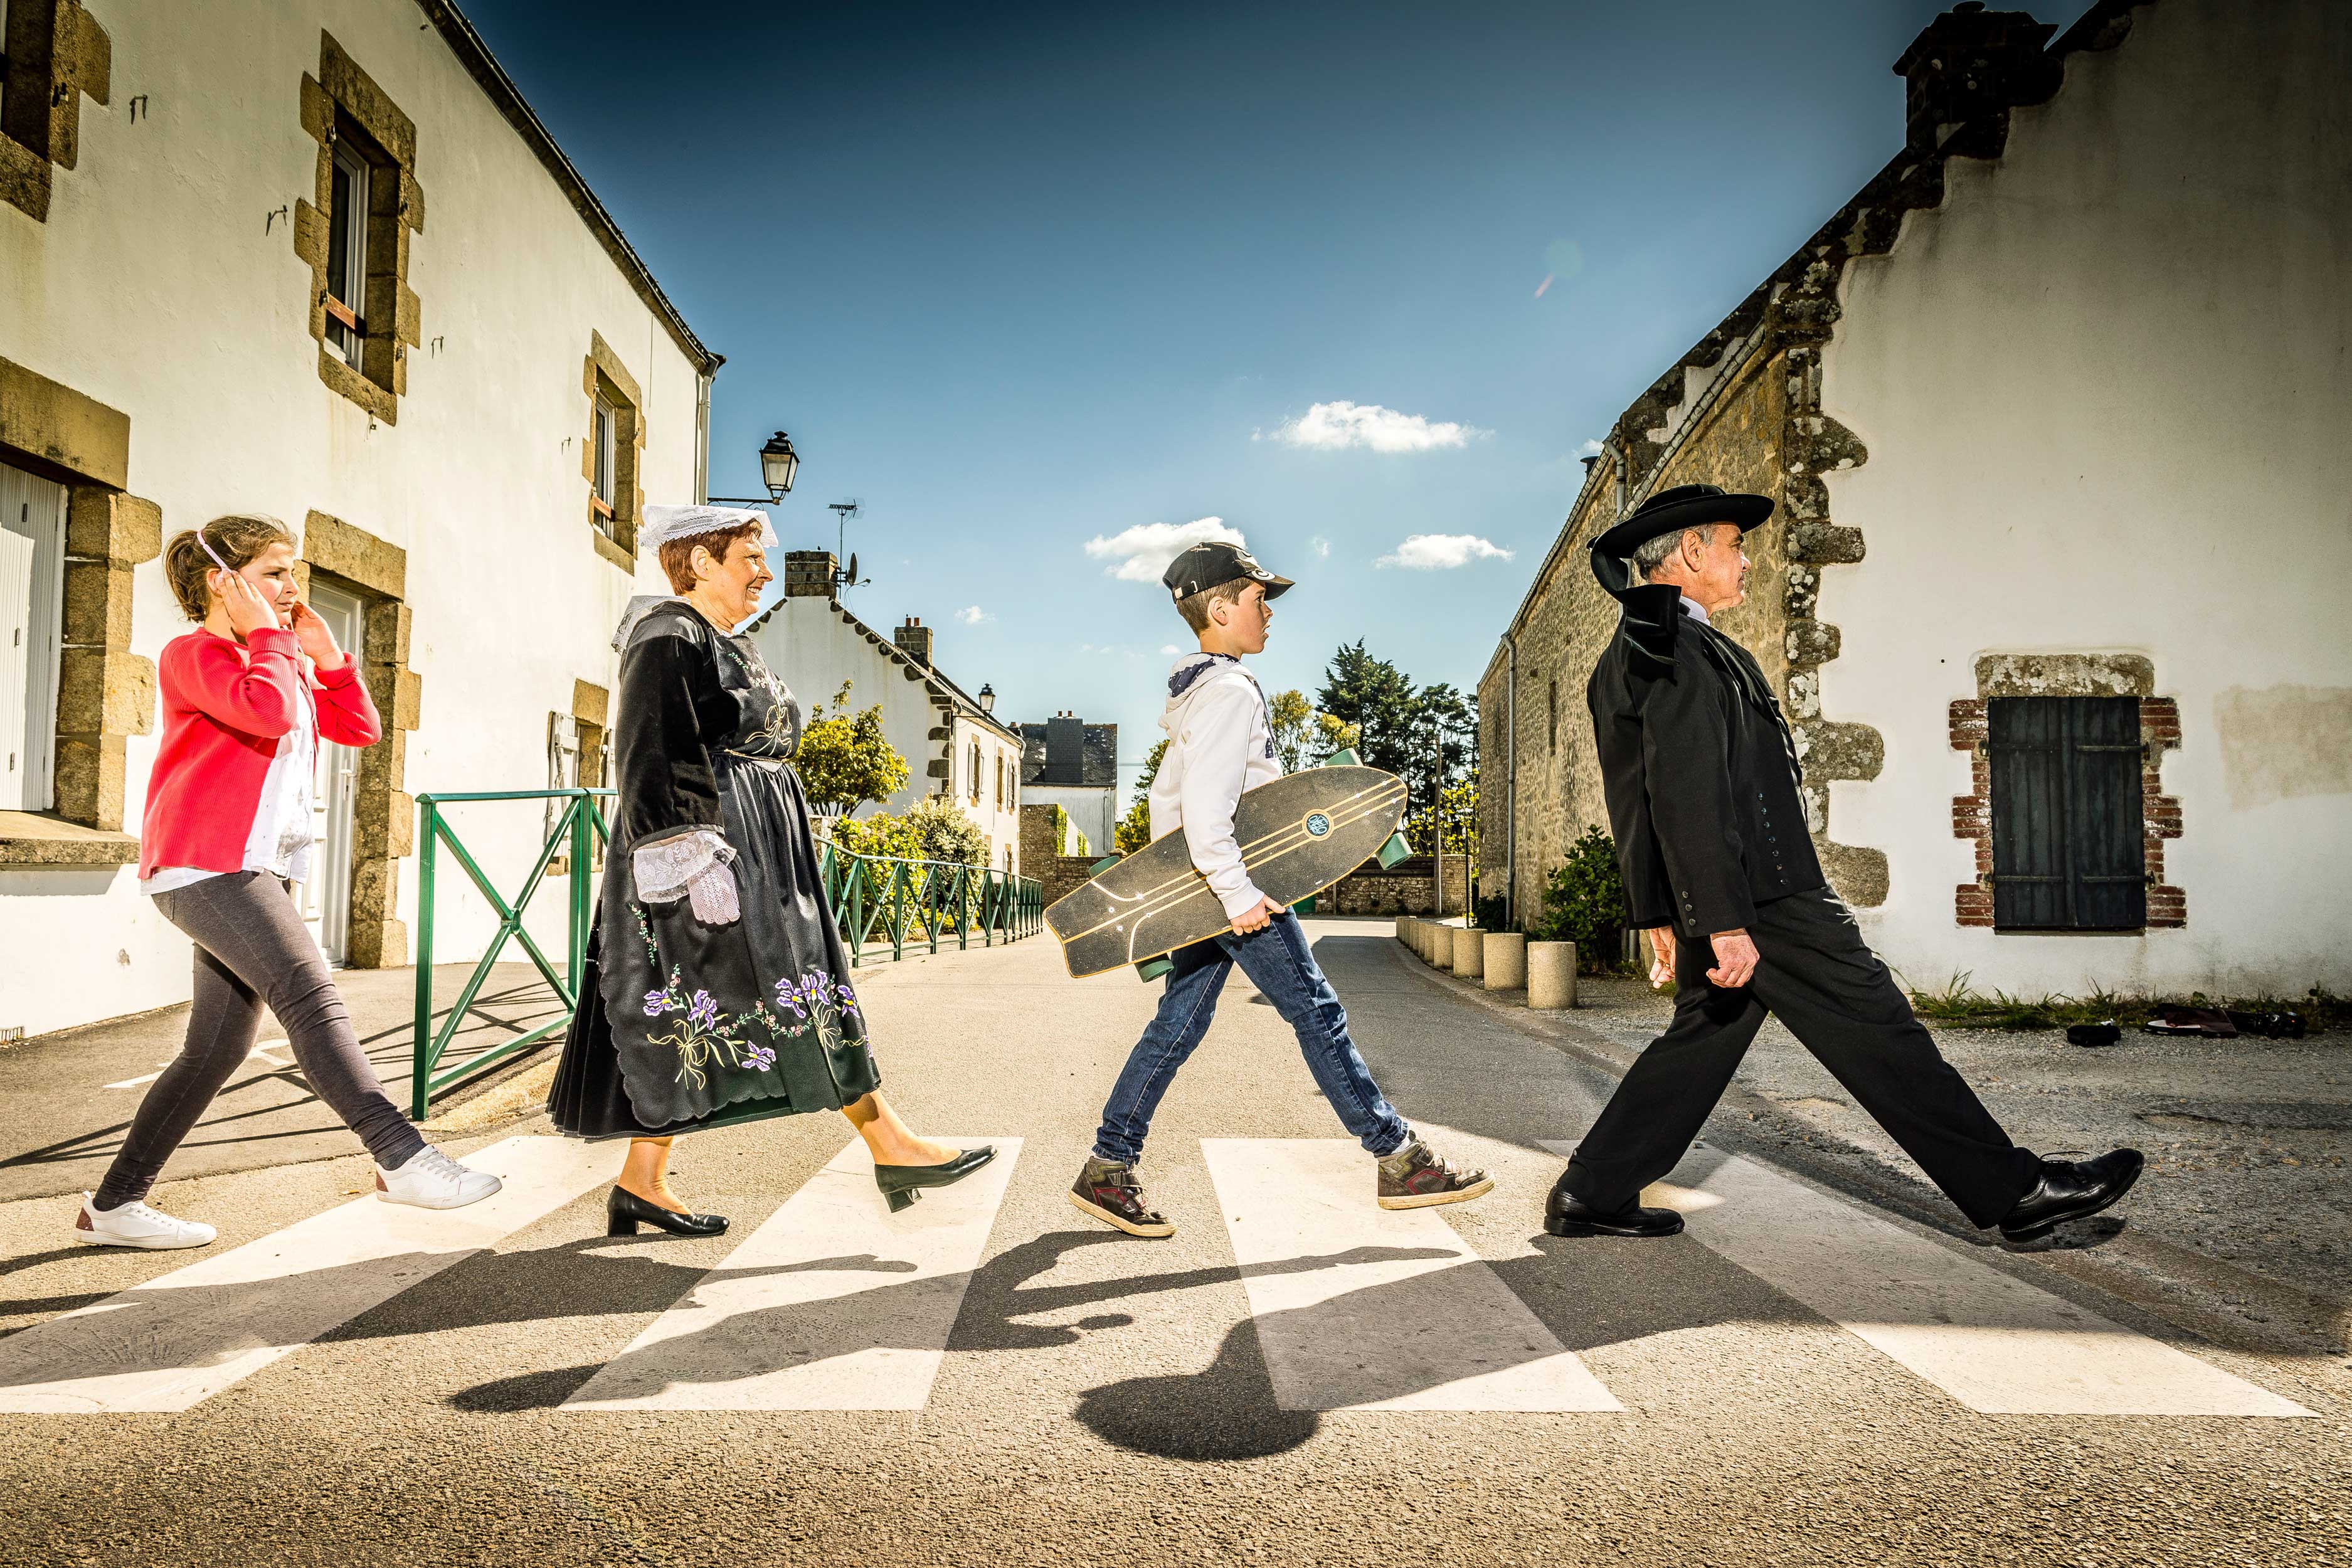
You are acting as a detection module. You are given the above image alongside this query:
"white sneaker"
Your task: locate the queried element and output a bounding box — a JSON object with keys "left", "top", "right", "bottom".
{"left": 374, "top": 1145, "right": 503, "bottom": 1210}
{"left": 73, "top": 1194, "right": 216, "bottom": 1250}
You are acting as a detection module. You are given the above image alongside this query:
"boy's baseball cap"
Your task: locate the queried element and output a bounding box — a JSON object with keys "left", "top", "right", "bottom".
{"left": 1160, "top": 541, "right": 1293, "bottom": 603}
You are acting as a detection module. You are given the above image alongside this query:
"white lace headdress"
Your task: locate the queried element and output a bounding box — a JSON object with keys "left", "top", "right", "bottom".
{"left": 638, "top": 504, "right": 778, "bottom": 551}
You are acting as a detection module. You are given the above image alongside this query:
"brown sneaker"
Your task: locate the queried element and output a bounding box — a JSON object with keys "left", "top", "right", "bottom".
{"left": 1377, "top": 1138, "right": 1493, "bottom": 1210}
{"left": 1068, "top": 1157, "right": 1175, "bottom": 1238}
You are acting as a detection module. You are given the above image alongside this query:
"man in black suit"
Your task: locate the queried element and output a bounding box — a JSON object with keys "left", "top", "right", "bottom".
{"left": 1545, "top": 484, "right": 2143, "bottom": 1242}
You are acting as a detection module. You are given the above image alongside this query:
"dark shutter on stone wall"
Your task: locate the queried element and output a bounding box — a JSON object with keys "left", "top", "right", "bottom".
{"left": 1987, "top": 696, "right": 2146, "bottom": 931}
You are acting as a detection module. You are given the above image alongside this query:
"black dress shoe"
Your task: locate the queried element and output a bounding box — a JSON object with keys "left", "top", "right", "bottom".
{"left": 607, "top": 1185, "right": 728, "bottom": 1238}
{"left": 1999, "top": 1148, "right": 2145, "bottom": 1241}
{"left": 1545, "top": 1176, "right": 1684, "bottom": 1238}
{"left": 874, "top": 1145, "right": 997, "bottom": 1213}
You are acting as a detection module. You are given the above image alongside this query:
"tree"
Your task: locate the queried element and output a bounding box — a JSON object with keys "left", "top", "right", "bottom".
{"left": 1113, "top": 738, "right": 1168, "bottom": 854}
{"left": 795, "top": 681, "right": 910, "bottom": 817}
{"left": 1406, "top": 777, "right": 1478, "bottom": 859}
{"left": 1268, "top": 689, "right": 1316, "bottom": 773}
{"left": 901, "top": 794, "right": 989, "bottom": 867}
{"left": 1313, "top": 711, "right": 1361, "bottom": 761}
{"left": 1316, "top": 642, "right": 1419, "bottom": 780}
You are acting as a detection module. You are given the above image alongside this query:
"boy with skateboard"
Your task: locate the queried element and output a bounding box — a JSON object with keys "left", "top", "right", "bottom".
{"left": 1068, "top": 541, "right": 1491, "bottom": 1237}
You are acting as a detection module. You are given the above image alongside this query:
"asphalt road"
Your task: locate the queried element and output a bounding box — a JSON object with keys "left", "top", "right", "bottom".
{"left": 1, "top": 918, "right": 2344, "bottom": 1567}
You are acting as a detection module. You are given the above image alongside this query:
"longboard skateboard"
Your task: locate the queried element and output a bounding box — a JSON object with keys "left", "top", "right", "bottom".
{"left": 1046, "top": 764, "right": 1409, "bottom": 979}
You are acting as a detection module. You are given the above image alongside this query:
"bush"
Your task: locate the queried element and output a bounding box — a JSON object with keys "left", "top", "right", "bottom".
{"left": 830, "top": 794, "right": 989, "bottom": 868}
{"left": 1528, "top": 825, "right": 1629, "bottom": 972}
{"left": 1473, "top": 891, "right": 1515, "bottom": 934}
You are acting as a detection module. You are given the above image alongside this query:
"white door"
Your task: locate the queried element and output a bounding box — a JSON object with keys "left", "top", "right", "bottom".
{"left": 302, "top": 583, "right": 367, "bottom": 963}
{"left": 0, "top": 463, "right": 66, "bottom": 812}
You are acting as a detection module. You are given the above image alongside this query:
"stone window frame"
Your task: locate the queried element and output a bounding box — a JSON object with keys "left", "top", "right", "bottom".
{"left": 580, "top": 332, "right": 644, "bottom": 572}
{"left": 0, "top": 0, "right": 107, "bottom": 224}
{"left": 294, "top": 33, "right": 425, "bottom": 425}
{"left": 1949, "top": 654, "right": 2183, "bottom": 932}
{"left": 295, "top": 511, "right": 419, "bottom": 967}
{"left": 0, "top": 354, "right": 154, "bottom": 868}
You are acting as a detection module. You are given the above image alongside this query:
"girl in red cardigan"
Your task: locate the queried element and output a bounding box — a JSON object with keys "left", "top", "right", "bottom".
{"left": 76, "top": 516, "right": 499, "bottom": 1250}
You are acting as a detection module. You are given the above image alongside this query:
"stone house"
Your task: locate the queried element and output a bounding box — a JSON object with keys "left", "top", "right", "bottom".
{"left": 1017, "top": 714, "right": 1117, "bottom": 856}
{"left": 1479, "top": 0, "right": 2349, "bottom": 998}
{"left": 742, "top": 551, "right": 1024, "bottom": 873}
{"left": 0, "top": 0, "right": 722, "bottom": 1038}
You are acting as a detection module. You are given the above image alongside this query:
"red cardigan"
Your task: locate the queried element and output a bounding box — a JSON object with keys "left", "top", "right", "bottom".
{"left": 139, "top": 626, "right": 384, "bottom": 879}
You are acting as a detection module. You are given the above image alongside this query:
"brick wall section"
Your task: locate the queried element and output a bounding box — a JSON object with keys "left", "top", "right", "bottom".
{"left": 1948, "top": 695, "right": 2184, "bottom": 930}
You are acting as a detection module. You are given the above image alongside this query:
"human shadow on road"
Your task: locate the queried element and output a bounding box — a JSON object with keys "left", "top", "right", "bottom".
{"left": 449, "top": 1229, "right": 1453, "bottom": 1426}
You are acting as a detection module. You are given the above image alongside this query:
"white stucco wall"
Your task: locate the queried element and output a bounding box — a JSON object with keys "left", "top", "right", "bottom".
{"left": 0, "top": 0, "right": 708, "bottom": 1037}
{"left": 746, "top": 596, "right": 1025, "bottom": 871}
{"left": 1817, "top": 0, "right": 2352, "bottom": 997}
{"left": 747, "top": 596, "right": 942, "bottom": 820}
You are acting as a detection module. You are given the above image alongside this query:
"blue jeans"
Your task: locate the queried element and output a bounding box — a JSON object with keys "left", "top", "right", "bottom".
{"left": 1093, "top": 912, "right": 1411, "bottom": 1165}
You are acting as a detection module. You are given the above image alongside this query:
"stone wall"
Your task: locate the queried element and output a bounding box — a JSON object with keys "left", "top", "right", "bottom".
{"left": 1019, "top": 803, "right": 1099, "bottom": 906}
{"left": 1320, "top": 856, "right": 1470, "bottom": 918}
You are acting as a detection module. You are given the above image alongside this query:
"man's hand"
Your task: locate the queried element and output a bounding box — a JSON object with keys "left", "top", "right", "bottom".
{"left": 1707, "top": 929, "right": 1760, "bottom": 989}
{"left": 1229, "top": 896, "right": 1286, "bottom": 936}
{"left": 1645, "top": 926, "right": 1677, "bottom": 987}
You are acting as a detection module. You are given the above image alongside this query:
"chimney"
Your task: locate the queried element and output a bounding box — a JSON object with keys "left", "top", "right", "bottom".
{"left": 783, "top": 551, "right": 837, "bottom": 598}
{"left": 1893, "top": 4, "right": 2058, "bottom": 155}
{"left": 1046, "top": 714, "right": 1084, "bottom": 785}
{"left": 894, "top": 615, "right": 933, "bottom": 668}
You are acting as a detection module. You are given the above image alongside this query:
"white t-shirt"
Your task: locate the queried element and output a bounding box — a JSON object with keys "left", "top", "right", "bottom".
{"left": 141, "top": 669, "right": 318, "bottom": 896}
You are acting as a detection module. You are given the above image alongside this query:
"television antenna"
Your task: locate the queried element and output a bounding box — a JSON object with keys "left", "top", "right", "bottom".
{"left": 827, "top": 499, "right": 869, "bottom": 591}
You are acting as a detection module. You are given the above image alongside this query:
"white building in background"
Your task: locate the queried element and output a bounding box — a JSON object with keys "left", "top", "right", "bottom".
{"left": 0, "top": 0, "right": 721, "bottom": 1038}
{"left": 743, "top": 551, "right": 1024, "bottom": 872}
{"left": 1479, "top": 0, "right": 2350, "bottom": 1000}
{"left": 1017, "top": 715, "right": 1118, "bottom": 856}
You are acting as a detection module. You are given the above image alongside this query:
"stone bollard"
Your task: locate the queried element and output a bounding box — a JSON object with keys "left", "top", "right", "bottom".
{"left": 1484, "top": 932, "right": 1526, "bottom": 992}
{"left": 1407, "top": 919, "right": 1427, "bottom": 960}
{"left": 1527, "top": 941, "right": 1579, "bottom": 1009}
{"left": 1424, "top": 923, "right": 1449, "bottom": 965}
{"left": 1395, "top": 914, "right": 1410, "bottom": 945}
{"left": 1453, "top": 926, "right": 1485, "bottom": 979}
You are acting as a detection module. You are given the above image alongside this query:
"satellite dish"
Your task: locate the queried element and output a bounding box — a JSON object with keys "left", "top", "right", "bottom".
{"left": 844, "top": 552, "right": 859, "bottom": 583}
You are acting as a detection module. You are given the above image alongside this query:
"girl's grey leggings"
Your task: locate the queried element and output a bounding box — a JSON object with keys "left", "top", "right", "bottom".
{"left": 96, "top": 871, "right": 425, "bottom": 1210}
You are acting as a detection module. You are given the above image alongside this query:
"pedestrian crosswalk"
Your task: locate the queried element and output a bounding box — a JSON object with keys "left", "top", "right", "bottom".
{"left": 0, "top": 1136, "right": 2314, "bottom": 1420}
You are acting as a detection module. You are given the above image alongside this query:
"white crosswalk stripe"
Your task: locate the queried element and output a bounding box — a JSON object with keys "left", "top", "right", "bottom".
{"left": 0, "top": 1135, "right": 615, "bottom": 1414}
{"left": 1540, "top": 1140, "right": 2312, "bottom": 1418}
{"left": 1202, "top": 1138, "right": 1623, "bottom": 1412}
{"left": 563, "top": 1138, "right": 1021, "bottom": 1411}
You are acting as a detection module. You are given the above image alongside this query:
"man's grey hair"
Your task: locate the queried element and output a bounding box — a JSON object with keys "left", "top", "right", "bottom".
{"left": 1630, "top": 524, "right": 1722, "bottom": 581}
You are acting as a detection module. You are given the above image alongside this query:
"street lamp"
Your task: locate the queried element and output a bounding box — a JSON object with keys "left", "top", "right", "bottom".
{"left": 758, "top": 431, "right": 798, "bottom": 501}
{"left": 708, "top": 430, "right": 799, "bottom": 506}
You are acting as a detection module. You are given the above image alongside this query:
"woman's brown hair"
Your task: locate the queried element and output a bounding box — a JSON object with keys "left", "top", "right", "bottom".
{"left": 655, "top": 522, "right": 764, "bottom": 595}
{"left": 162, "top": 515, "right": 295, "bottom": 622}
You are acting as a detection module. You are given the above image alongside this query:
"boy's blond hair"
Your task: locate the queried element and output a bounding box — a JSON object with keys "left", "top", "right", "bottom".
{"left": 1173, "top": 578, "right": 1251, "bottom": 634}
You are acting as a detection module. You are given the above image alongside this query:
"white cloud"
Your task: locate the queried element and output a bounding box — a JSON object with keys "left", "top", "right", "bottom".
{"left": 1374, "top": 534, "right": 1515, "bottom": 570}
{"left": 1258, "top": 401, "right": 1488, "bottom": 453}
{"left": 955, "top": 605, "right": 991, "bottom": 625}
{"left": 1160, "top": 644, "right": 1184, "bottom": 655}
{"left": 1310, "top": 536, "right": 1332, "bottom": 559}
{"left": 1575, "top": 438, "right": 1604, "bottom": 458}
{"left": 1083, "top": 517, "right": 1245, "bottom": 582}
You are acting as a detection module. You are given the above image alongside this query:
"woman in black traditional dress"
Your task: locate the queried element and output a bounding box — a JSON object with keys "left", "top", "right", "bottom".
{"left": 550, "top": 505, "right": 993, "bottom": 1236}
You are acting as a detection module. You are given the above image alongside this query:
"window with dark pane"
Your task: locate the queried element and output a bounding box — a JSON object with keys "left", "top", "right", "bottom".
{"left": 1987, "top": 696, "right": 2146, "bottom": 931}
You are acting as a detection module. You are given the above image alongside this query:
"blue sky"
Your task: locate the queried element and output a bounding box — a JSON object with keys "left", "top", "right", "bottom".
{"left": 464, "top": 0, "right": 2095, "bottom": 778}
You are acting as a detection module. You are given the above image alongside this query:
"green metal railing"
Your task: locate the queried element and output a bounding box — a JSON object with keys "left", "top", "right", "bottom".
{"left": 818, "top": 844, "right": 1044, "bottom": 963}
{"left": 410, "top": 788, "right": 612, "bottom": 1120}
{"left": 409, "top": 792, "right": 1047, "bottom": 1118}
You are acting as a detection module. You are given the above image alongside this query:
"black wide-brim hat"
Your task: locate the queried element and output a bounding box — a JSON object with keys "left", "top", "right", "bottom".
{"left": 1589, "top": 483, "right": 1773, "bottom": 559}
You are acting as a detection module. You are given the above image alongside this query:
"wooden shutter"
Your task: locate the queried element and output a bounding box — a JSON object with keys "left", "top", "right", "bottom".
{"left": 1988, "top": 696, "right": 2146, "bottom": 931}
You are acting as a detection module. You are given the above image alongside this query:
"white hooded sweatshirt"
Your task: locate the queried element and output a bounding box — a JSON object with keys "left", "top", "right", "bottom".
{"left": 1149, "top": 652, "right": 1285, "bottom": 920}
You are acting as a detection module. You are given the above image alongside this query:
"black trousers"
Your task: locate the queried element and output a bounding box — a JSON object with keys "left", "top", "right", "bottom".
{"left": 1560, "top": 886, "right": 2041, "bottom": 1229}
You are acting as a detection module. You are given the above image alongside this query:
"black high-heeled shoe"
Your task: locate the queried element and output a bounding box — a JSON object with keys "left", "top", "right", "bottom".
{"left": 607, "top": 1184, "right": 729, "bottom": 1237}
{"left": 873, "top": 1146, "right": 997, "bottom": 1213}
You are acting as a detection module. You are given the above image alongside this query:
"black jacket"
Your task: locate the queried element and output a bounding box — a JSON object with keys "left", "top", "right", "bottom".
{"left": 1585, "top": 563, "right": 1824, "bottom": 939}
